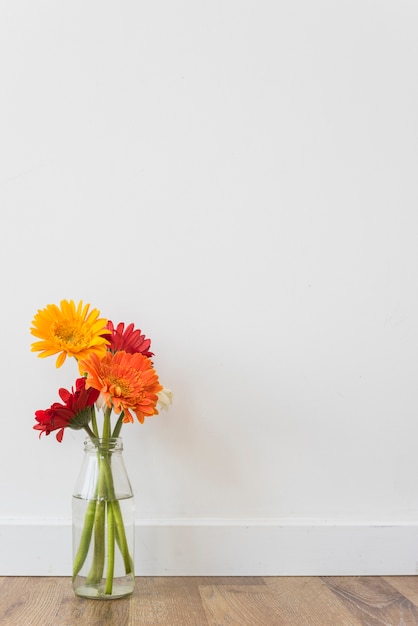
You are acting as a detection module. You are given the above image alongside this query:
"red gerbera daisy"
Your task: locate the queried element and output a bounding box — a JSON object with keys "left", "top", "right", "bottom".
{"left": 34, "top": 378, "right": 100, "bottom": 442}
{"left": 104, "top": 321, "right": 153, "bottom": 357}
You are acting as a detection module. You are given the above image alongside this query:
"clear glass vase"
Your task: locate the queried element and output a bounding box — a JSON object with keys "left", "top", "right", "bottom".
{"left": 72, "top": 437, "right": 135, "bottom": 599}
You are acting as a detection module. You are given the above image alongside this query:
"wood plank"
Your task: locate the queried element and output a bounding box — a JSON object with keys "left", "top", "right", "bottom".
{"left": 133, "top": 577, "right": 209, "bottom": 626}
{"left": 383, "top": 576, "right": 418, "bottom": 607}
{"left": 192, "top": 576, "right": 264, "bottom": 586}
{"left": 263, "top": 576, "right": 362, "bottom": 626}
{"left": 0, "top": 577, "right": 68, "bottom": 626}
{"left": 199, "top": 583, "right": 288, "bottom": 626}
{"left": 322, "top": 576, "right": 418, "bottom": 626}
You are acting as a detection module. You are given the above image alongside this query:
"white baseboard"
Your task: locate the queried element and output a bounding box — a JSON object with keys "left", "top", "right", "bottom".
{"left": 1, "top": 518, "right": 418, "bottom": 576}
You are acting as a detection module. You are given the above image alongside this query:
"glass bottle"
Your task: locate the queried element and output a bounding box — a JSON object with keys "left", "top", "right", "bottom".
{"left": 72, "top": 438, "right": 135, "bottom": 599}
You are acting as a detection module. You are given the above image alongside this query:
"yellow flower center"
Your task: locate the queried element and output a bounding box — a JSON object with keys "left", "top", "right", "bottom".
{"left": 53, "top": 323, "right": 87, "bottom": 350}
{"left": 108, "top": 376, "right": 131, "bottom": 398}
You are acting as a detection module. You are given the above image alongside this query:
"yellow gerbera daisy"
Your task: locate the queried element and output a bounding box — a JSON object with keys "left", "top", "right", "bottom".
{"left": 30, "top": 299, "right": 110, "bottom": 368}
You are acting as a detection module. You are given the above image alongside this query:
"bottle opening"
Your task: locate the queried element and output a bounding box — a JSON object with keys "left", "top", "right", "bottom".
{"left": 84, "top": 437, "right": 123, "bottom": 452}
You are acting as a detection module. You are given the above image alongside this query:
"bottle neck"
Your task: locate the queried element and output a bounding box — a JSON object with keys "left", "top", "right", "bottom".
{"left": 84, "top": 437, "right": 123, "bottom": 454}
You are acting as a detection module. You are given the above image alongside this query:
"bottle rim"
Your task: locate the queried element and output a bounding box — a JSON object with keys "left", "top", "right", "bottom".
{"left": 83, "top": 437, "right": 123, "bottom": 451}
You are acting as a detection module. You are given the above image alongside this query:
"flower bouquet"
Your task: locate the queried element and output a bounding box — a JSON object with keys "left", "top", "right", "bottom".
{"left": 30, "top": 300, "right": 171, "bottom": 598}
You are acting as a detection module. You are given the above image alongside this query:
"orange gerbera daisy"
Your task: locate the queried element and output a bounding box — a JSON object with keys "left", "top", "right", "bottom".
{"left": 79, "top": 350, "right": 163, "bottom": 424}
{"left": 30, "top": 300, "right": 110, "bottom": 368}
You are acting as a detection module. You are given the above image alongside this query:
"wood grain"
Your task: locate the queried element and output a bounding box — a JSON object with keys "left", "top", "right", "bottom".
{"left": 133, "top": 577, "right": 209, "bottom": 625}
{"left": 322, "top": 576, "right": 418, "bottom": 626}
{"left": 199, "top": 583, "right": 286, "bottom": 626}
{"left": 263, "top": 576, "right": 362, "bottom": 625}
{"left": 384, "top": 576, "right": 418, "bottom": 607}
{"left": 1, "top": 576, "right": 418, "bottom": 625}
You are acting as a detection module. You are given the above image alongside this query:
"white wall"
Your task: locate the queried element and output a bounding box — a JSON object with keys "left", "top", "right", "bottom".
{"left": 1, "top": 0, "right": 418, "bottom": 575}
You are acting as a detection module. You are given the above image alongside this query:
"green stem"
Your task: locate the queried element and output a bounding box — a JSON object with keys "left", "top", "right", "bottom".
{"left": 85, "top": 499, "right": 105, "bottom": 585}
{"left": 85, "top": 453, "right": 107, "bottom": 585}
{"left": 83, "top": 424, "right": 97, "bottom": 440}
{"left": 105, "top": 503, "right": 115, "bottom": 594}
{"left": 72, "top": 499, "right": 97, "bottom": 580}
{"left": 112, "top": 500, "right": 134, "bottom": 574}
{"left": 100, "top": 451, "right": 133, "bottom": 575}
{"left": 111, "top": 412, "right": 124, "bottom": 438}
{"left": 102, "top": 406, "right": 112, "bottom": 440}
{"left": 90, "top": 406, "right": 98, "bottom": 437}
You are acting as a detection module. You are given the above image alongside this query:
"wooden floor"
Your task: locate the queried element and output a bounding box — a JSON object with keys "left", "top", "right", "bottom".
{"left": 1, "top": 576, "right": 418, "bottom": 625}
